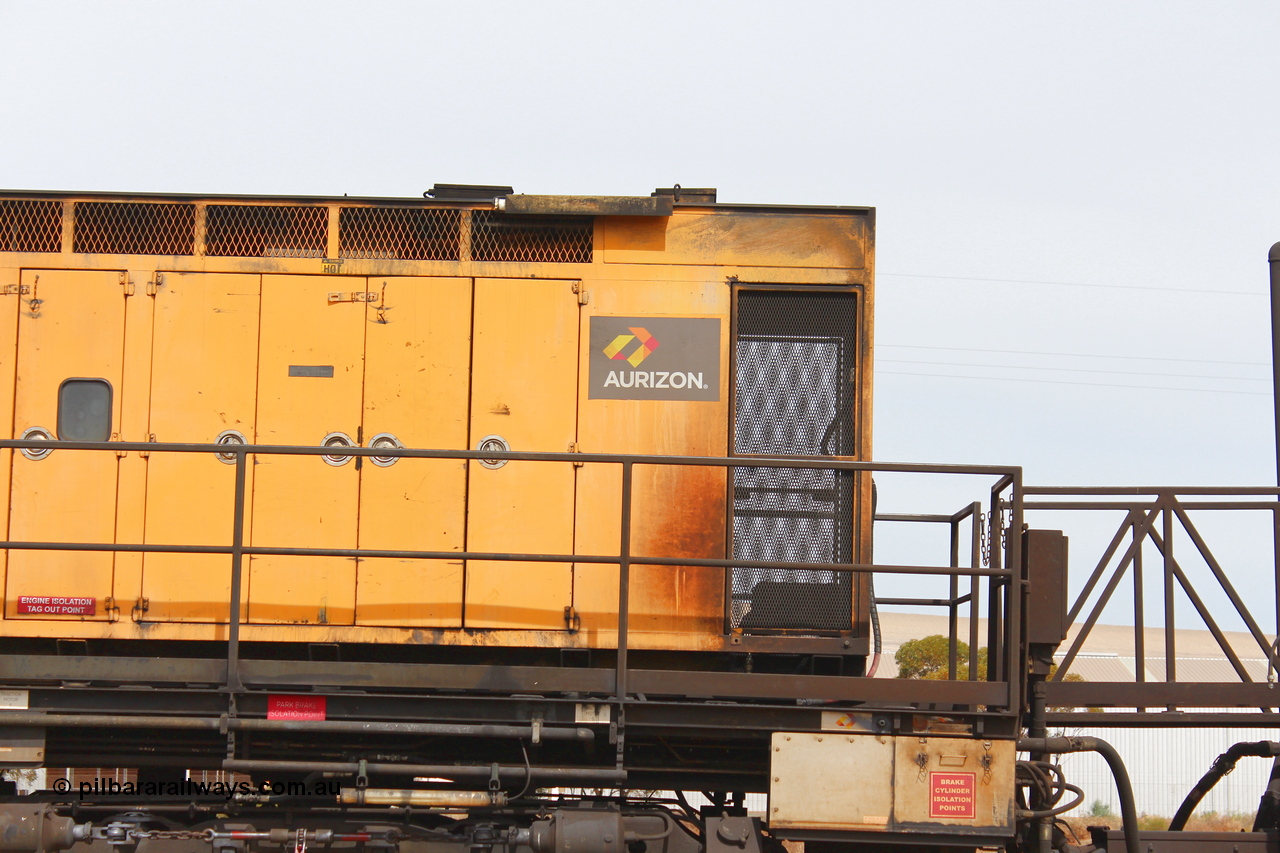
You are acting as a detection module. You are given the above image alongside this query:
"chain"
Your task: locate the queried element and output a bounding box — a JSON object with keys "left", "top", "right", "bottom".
{"left": 112, "top": 829, "right": 215, "bottom": 842}
{"left": 978, "top": 512, "right": 990, "bottom": 567}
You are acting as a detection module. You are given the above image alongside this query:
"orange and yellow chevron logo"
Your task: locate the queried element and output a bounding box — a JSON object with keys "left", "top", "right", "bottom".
{"left": 603, "top": 327, "right": 660, "bottom": 367}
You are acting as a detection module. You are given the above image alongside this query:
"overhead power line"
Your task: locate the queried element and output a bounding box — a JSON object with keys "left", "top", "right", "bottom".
{"left": 879, "top": 272, "right": 1261, "bottom": 297}
{"left": 879, "top": 358, "right": 1267, "bottom": 383}
{"left": 881, "top": 370, "right": 1270, "bottom": 397}
{"left": 878, "top": 343, "right": 1267, "bottom": 368}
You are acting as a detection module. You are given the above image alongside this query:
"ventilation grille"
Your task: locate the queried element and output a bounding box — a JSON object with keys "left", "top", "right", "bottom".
{"left": 472, "top": 211, "right": 592, "bottom": 263}
{"left": 0, "top": 200, "right": 62, "bottom": 253}
{"left": 5, "top": 200, "right": 598, "bottom": 262}
{"left": 206, "top": 205, "right": 327, "bottom": 258}
{"left": 339, "top": 207, "right": 461, "bottom": 260}
{"left": 74, "top": 202, "right": 195, "bottom": 255}
{"left": 732, "top": 290, "right": 859, "bottom": 633}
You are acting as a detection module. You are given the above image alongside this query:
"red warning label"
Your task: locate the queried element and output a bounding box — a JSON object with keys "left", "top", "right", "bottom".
{"left": 267, "top": 695, "right": 327, "bottom": 721}
{"left": 17, "top": 596, "right": 95, "bottom": 616}
{"left": 929, "top": 771, "right": 976, "bottom": 819}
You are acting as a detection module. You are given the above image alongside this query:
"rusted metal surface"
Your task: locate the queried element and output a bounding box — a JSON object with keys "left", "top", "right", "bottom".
{"left": 223, "top": 759, "right": 626, "bottom": 784}
{"left": 770, "top": 733, "right": 1015, "bottom": 836}
{"left": 499, "top": 195, "right": 673, "bottom": 217}
{"left": 1091, "top": 828, "right": 1280, "bottom": 852}
{"left": 1017, "top": 486, "right": 1280, "bottom": 719}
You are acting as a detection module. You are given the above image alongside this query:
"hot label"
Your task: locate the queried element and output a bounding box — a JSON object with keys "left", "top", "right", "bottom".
{"left": 17, "top": 596, "right": 96, "bottom": 616}
{"left": 929, "top": 771, "right": 976, "bottom": 819}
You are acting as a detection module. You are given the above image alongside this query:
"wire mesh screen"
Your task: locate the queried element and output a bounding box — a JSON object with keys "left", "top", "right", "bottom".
{"left": 0, "top": 200, "right": 62, "bottom": 253}
{"left": 339, "top": 207, "right": 461, "bottom": 260}
{"left": 74, "top": 202, "right": 195, "bottom": 255}
{"left": 471, "top": 211, "right": 592, "bottom": 263}
{"left": 206, "top": 205, "right": 327, "bottom": 258}
{"left": 732, "top": 290, "right": 858, "bottom": 632}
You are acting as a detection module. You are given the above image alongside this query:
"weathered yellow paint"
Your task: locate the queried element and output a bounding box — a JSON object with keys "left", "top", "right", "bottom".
{"left": 0, "top": 194, "right": 875, "bottom": 652}
{"left": 112, "top": 268, "right": 158, "bottom": 619}
{"left": 465, "top": 279, "right": 579, "bottom": 629}
{"left": 249, "top": 274, "right": 364, "bottom": 625}
{"left": 141, "top": 273, "right": 260, "bottom": 622}
{"left": 7, "top": 269, "right": 125, "bottom": 619}
{"left": 0, "top": 268, "right": 19, "bottom": 603}
{"left": 356, "top": 277, "right": 471, "bottom": 626}
{"left": 572, "top": 280, "right": 731, "bottom": 638}
{"left": 604, "top": 212, "right": 867, "bottom": 269}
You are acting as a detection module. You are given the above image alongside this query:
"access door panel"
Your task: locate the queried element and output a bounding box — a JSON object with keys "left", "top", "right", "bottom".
{"left": 249, "top": 275, "right": 365, "bottom": 624}
{"left": 356, "top": 277, "right": 471, "bottom": 626}
{"left": 142, "top": 273, "right": 260, "bottom": 622}
{"left": 465, "top": 279, "right": 579, "bottom": 629}
{"left": 7, "top": 270, "right": 125, "bottom": 619}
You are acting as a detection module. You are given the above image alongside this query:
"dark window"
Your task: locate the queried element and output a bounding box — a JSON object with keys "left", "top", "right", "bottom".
{"left": 58, "top": 379, "right": 112, "bottom": 441}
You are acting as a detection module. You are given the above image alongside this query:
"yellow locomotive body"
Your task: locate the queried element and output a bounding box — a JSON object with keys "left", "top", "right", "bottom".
{"left": 0, "top": 187, "right": 873, "bottom": 656}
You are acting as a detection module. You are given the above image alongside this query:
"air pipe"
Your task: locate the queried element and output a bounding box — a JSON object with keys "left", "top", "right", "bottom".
{"left": 1018, "top": 737, "right": 1138, "bottom": 853}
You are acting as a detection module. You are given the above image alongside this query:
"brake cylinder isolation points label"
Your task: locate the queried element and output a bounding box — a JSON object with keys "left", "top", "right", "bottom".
{"left": 588, "top": 317, "right": 721, "bottom": 401}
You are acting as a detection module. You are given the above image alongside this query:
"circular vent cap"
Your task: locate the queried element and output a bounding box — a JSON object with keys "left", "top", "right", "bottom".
{"left": 214, "top": 429, "right": 247, "bottom": 464}
{"left": 368, "top": 433, "right": 404, "bottom": 467}
{"left": 322, "top": 432, "right": 356, "bottom": 466}
{"left": 19, "top": 427, "right": 53, "bottom": 461}
{"left": 477, "top": 435, "right": 510, "bottom": 469}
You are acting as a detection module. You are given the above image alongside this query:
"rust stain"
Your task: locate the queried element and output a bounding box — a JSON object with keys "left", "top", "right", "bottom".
{"left": 627, "top": 466, "right": 727, "bottom": 635}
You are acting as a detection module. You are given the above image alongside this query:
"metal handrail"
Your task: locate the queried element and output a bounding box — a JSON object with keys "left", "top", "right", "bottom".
{"left": 0, "top": 438, "right": 1025, "bottom": 711}
{"left": 1017, "top": 486, "right": 1280, "bottom": 720}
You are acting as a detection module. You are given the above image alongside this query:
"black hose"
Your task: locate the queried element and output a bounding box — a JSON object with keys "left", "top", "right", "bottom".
{"left": 1018, "top": 736, "right": 1139, "bottom": 853}
{"left": 1169, "top": 741, "right": 1280, "bottom": 831}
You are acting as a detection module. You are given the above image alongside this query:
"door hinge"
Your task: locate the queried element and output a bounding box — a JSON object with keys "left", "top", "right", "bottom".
{"left": 139, "top": 433, "right": 157, "bottom": 458}
{"left": 120, "top": 273, "right": 134, "bottom": 296}
{"left": 147, "top": 274, "right": 161, "bottom": 296}
{"left": 131, "top": 598, "right": 149, "bottom": 622}
{"left": 104, "top": 597, "right": 120, "bottom": 623}
{"left": 112, "top": 432, "right": 127, "bottom": 458}
{"left": 567, "top": 441, "right": 585, "bottom": 467}
{"left": 327, "top": 291, "right": 377, "bottom": 304}
{"left": 563, "top": 606, "right": 581, "bottom": 634}
{"left": 572, "top": 283, "right": 589, "bottom": 305}
{"left": 1, "top": 284, "right": 30, "bottom": 296}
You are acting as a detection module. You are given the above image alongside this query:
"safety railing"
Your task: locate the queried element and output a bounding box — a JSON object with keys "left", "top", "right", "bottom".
{"left": 1022, "top": 486, "right": 1280, "bottom": 724}
{"left": 0, "top": 438, "right": 1025, "bottom": 713}
{"left": 873, "top": 501, "right": 987, "bottom": 679}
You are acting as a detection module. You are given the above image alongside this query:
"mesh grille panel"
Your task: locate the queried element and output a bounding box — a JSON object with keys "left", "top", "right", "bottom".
{"left": 339, "top": 207, "right": 460, "bottom": 260}
{"left": 206, "top": 205, "right": 327, "bottom": 258}
{"left": 732, "top": 290, "right": 858, "bottom": 632}
{"left": 471, "top": 211, "right": 592, "bottom": 263}
{"left": 0, "top": 200, "right": 62, "bottom": 252}
{"left": 74, "top": 202, "right": 195, "bottom": 255}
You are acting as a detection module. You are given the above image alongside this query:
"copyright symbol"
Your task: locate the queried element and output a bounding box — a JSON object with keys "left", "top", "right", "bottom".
{"left": 53, "top": 778, "right": 70, "bottom": 793}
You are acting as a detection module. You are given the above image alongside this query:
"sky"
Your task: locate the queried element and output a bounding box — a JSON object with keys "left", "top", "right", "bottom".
{"left": 4, "top": 0, "right": 1280, "bottom": 628}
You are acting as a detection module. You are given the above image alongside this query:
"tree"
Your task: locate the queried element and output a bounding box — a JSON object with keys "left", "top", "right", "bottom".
{"left": 895, "top": 635, "right": 987, "bottom": 680}
{"left": 894, "top": 635, "right": 1086, "bottom": 689}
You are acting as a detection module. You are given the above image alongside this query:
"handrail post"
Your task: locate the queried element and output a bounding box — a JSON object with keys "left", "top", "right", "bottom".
{"left": 226, "top": 448, "right": 247, "bottom": 693}
{"left": 948, "top": 516, "right": 960, "bottom": 680}
{"left": 1007, "top": 470, "right": 1023, "bottom": 713}
{"left": 986, "top": 485, "right": 1003, "bottom": 683}
{"left": 969, "top": 502, "right": 981, "bottom": 680}
{"left": 1163, "top": 496, "right": 1177, "bottom": 695}
{"left": 616, "top": 461, "right": 633, "bottom": 703}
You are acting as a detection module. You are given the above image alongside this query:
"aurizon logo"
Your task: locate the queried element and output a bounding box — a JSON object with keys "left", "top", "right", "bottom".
{"left": 603, "top": 327, "right": 660, "bottom": 367}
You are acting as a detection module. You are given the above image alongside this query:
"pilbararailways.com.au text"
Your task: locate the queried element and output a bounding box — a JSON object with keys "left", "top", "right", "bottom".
{"left": 53, "top": 778, "right": 342, "bottom": 801}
